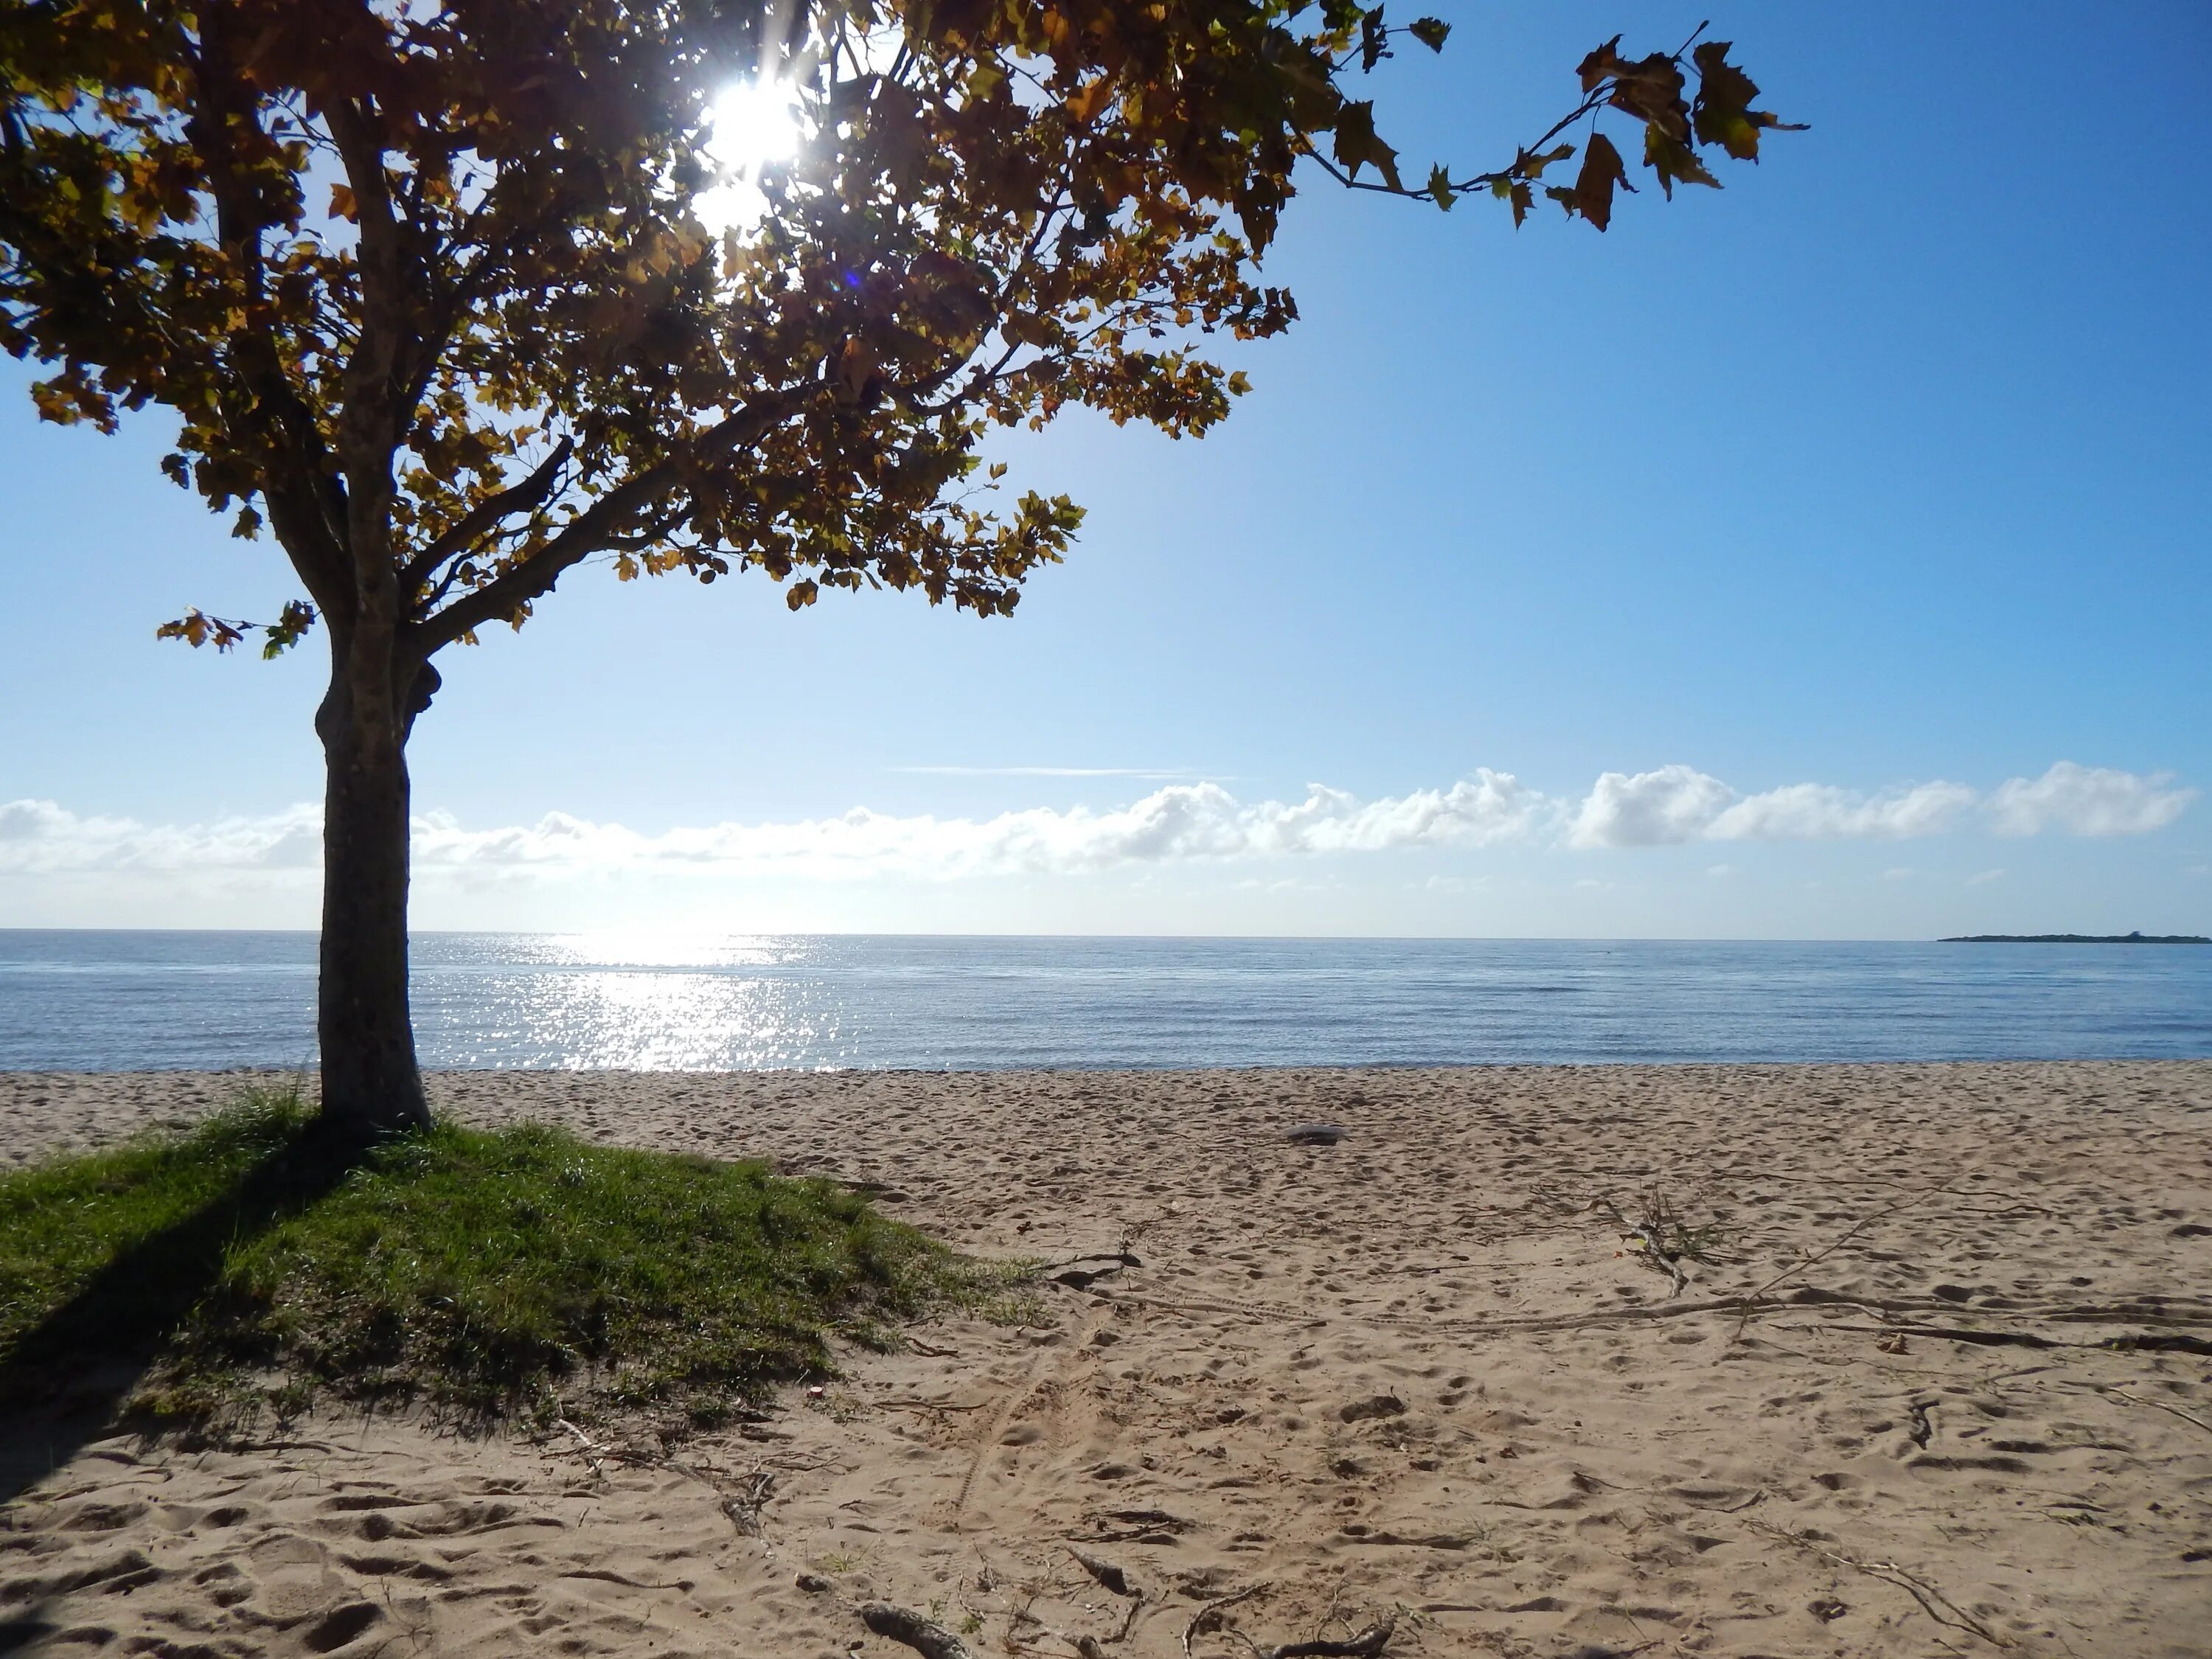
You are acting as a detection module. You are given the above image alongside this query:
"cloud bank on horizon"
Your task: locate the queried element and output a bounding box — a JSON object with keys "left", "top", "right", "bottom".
{"left": 0, "top": 762, "right": 2191, "bottom": 883}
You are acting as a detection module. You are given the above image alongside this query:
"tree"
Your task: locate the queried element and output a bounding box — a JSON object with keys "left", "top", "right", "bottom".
{"left": 1, "top": 1, "right": 1794, "bottom": 1138}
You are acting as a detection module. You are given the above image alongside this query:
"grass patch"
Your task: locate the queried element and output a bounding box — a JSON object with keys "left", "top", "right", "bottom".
{"left": 0, "top": 1088, "right": 1008, "bottom": 1432}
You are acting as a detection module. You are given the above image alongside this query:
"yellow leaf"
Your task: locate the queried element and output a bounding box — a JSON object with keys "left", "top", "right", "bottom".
{"left": 1065, "top": 76, "right": 1113, "bottom": 124}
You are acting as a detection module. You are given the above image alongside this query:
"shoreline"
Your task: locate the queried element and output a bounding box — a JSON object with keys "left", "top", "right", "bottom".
{"left": 7, "top": 1057, "right": 2209, "bottom": 1167}
{"left": 4, "top": 1060, "right": 2209, "bottom": 1655}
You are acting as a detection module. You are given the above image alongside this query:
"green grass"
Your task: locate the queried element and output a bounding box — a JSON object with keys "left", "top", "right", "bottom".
{"left": 0, "top": 1088, "right": 1004, "bottom": 1430}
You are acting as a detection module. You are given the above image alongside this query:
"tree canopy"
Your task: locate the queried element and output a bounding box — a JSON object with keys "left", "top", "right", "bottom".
{"left": 1, "top": 1, "right": 1796, "bottom": 664}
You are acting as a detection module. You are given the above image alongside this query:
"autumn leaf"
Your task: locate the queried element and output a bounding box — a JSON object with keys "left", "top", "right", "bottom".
{"left": 1520, "top": 143, "right": 1576, "bottom": 181}
{"left": 837, "top": 336, "right": 880, "bottom": 400}
{"left": 1408, "top": 18, "right": 1450, "bottom": 53}
{"left": 260, "top": 600, "right": 316, "bottom": 658}
{"left": 156, "top": 608, "right": 248, "bottom": 652}
{"left": 1065, "top": 76, "right": 1113, "bottom": 125}
{"left": 1645, "top": 128, "right": 1719, "bottom": 198}
{"left": 966, "top": 59, "right": 1005, "bottom": 100}
{"left": 1359, "top": 7, "right": 1390, "bottom": 74}
{"left": 1332, "top": 100, "right": 1402, "bottom": 191}
{"left": 1691, "top": 41, "right": 1806, "bottom": 160}
{"left": 1577, "top": 35, "right": 1627, "bottom": 94}
{"left": 1573, "top": 131, "right": 1633, "bottom": 230}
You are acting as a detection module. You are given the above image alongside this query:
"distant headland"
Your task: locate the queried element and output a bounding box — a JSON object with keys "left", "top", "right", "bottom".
{"left": 1940, "top": 931, "right": 2210, "bottom": 945}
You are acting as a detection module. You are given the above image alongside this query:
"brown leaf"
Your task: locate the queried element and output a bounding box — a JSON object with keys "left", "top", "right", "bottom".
{"left": 1572, "top": 131, "right": 1632, "bottom": 229}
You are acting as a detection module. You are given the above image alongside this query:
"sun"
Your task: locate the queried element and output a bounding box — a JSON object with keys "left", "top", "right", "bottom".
{"left": 695, "top": 79, "right": 804, "bottom": 234}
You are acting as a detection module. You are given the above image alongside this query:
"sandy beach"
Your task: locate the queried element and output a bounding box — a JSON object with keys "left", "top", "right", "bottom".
{"left": 2, "top": 1060, "right": 2208, "bottom": 1658}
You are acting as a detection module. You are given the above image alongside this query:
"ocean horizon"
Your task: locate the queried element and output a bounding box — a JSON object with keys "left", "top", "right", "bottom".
{"left": 4, "top": 928, "right": 2207, "bottom": 1073}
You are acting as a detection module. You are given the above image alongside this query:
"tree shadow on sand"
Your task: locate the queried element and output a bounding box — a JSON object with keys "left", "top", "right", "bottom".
{"left": 0, "top": 1117, "right": 363, "bottom": 1508}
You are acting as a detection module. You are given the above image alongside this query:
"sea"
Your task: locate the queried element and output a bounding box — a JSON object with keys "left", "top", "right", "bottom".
{"left": 1, "top": 931, "right": 2208, "bottom": 1072}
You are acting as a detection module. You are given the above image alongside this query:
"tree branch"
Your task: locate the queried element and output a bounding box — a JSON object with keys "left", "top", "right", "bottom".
{"left": 324, "top": 91, "right": 414, "bottom": 492}
{"left": 182, "top": 16, "right": 355, "bottom": 616}
{"left": 408, "top": 395, "right": 790, "bottom": 655}
{"left": 400, "top": 437, "right": 574, "bottom": 604}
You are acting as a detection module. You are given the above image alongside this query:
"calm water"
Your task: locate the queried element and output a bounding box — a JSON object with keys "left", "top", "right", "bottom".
{"left": 1, "top": 931, "right": 2208, "bottom": 1071}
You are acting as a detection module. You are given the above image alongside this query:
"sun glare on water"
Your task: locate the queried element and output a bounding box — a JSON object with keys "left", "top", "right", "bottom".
{"left": 695, "top": 78, "right": 804, "bottom": 235}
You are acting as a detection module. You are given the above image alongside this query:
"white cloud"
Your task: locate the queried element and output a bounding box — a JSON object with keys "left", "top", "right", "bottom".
{"left": 1711, "top": 779, "right": 1975, "bottom": 842}
{"left": 1984, "top": 762, "right": 2196, "bottom": 838}
{"left": 1565, "top": 768, "right": 1975, "bottom": 848}
{"left": 406, "top": 771, "right": 1545, "bottom": 877}
{"left": 0, "top": 773, "right": 1542, "bottom": 885}
{"left": 1968, "top": 868, "right": 2005, "bottom": 886}
{"left": 1566, "top": 765, "right": 1736, "bottom": 848}
{"left": 0, "top": 799, "right": 323, "bottom": 873}
{"left": 3, "top": 759, "right": 2186, "bottom": 889}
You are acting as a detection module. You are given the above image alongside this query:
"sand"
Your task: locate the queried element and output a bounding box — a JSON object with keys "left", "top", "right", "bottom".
{"left": 2, "top": 1060, "right": 2209, "bottom": 1658}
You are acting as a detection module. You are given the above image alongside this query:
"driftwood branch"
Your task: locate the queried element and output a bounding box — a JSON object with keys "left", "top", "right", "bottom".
{"left": 860, "top": 1602, "right": 973, "bottom": 1659}
{"left": 1046, "top": 1252, "right": 1141, "bottom": 1290}
{"left": 1066, "top": 1545, "right": 1138, "bottom": 1597}
{"left": 1265, "top": 1616, "right": 1396, "bottom": 1659}
{"left": 1042, "top": 1251, "right": 1144, "bottom": 1273}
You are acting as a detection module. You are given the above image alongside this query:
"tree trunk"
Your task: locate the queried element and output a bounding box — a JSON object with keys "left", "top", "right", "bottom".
{"left": 314, "top": 632, "right": 431, "bottom": 1138}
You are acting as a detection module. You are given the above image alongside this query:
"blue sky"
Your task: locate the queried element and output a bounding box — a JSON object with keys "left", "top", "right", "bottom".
{"left": 2, "top": 1, "right": 2207, "bottom": 936}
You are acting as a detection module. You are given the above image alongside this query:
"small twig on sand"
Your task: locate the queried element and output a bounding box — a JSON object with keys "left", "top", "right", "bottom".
{"left": 860, "top": 1602, "right": 974, "bottom": 1659}
{"left": 1733, "top": 1172, "right": 1969, "bottom": 1340}
{"left": 1117, "top": 1595, "right": 1145, "bottom": 1642}
{"left": 1073, "top": 1506, "right": 1193, "bottom": 1544}
{"left": 552, "top": 1416, "right": 606, "bottom": 1477}
{"left": 1745, "top": 1520, "right": 2010, "bottom": 1649}
{"left": 1183, "top": 1586, "right": 1267, "bottom": 1659}
{"left": 2086, "top": 1384, "right": 2212, "bottom": 1436}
